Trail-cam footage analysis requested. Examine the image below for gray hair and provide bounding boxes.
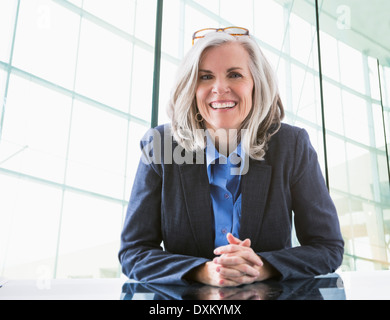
[167,32,284,161]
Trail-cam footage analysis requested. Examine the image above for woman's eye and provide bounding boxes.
[200,74,213,80]
[230,73,242,79]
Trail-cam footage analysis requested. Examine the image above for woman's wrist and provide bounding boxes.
[254,260,279,281]
[187,262,210,284]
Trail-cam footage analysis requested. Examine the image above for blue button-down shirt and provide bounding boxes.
[206,136,246,248]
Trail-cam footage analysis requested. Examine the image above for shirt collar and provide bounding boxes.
[205,133,246,176]
[205,134,220,168]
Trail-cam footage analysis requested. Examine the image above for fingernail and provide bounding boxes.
[214,249,220,255]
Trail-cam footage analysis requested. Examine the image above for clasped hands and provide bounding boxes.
[192,233,276,287]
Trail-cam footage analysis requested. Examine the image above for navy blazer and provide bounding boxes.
[119,123,344,285]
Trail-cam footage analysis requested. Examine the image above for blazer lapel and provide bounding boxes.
[178,161,215,258]
[239,159,272,242]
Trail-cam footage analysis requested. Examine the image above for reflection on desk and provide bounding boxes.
[1,271,388,300]
[121,274,345,300]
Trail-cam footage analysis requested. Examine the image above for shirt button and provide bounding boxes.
[224,193,230,199]
[221,228,227,234]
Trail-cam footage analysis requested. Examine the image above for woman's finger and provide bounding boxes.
[226,233,241,245]
[214,244,244,255]
[241,238,251,247]
[214,246,263,267]
[217,263,260,278]
[226,233,251,247]
[214,255,246,267]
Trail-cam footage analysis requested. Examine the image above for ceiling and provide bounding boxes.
[275,0,390,67]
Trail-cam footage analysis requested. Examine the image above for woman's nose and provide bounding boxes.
[212,79,230,95]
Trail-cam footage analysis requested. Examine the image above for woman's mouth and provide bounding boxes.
[209,101,237,110]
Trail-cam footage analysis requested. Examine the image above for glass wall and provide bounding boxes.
[0,0,389,279]
[0,0,155,279]
[380,63,390,269]
[318,4,390,271]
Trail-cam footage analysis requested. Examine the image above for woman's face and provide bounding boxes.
[196,42,254,132]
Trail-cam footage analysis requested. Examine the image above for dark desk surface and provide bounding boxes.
[1,271,390,300]
[121,274,345,300]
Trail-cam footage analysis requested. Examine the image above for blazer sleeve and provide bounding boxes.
[259,129,344,280]
[118,133,208,285]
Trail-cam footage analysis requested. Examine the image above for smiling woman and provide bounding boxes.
[196,42,254,132]
[168,31,284,161]
[119,28,344,287]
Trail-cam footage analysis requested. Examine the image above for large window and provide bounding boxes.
[0,0,155,279]
[318,5,390,271]
[0,0,389,279]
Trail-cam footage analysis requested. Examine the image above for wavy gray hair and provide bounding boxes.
[167,32,284,161]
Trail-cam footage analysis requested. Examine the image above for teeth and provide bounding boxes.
[210,102,237,109]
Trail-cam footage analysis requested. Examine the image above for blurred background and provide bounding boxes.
[0,0,389,279]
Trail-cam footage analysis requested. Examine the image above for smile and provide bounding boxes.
[209,101,237,109]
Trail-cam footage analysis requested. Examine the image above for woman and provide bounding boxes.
[119,27,344,287]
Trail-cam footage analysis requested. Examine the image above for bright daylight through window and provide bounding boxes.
[0,0,389,279]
